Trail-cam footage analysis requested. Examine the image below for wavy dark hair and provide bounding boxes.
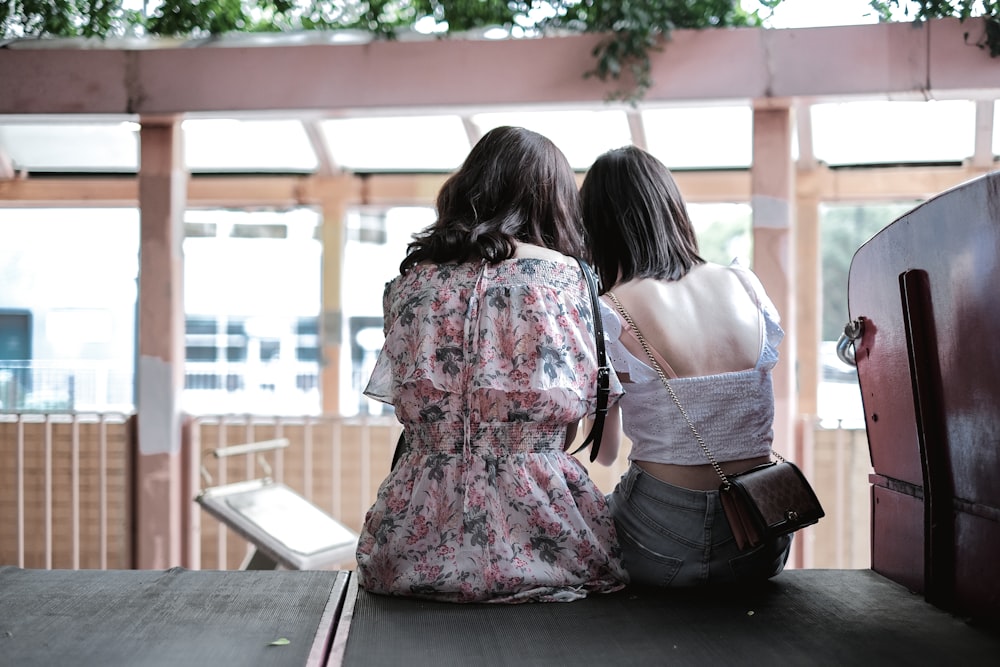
[580,145,704,291]
[400,126,585,273]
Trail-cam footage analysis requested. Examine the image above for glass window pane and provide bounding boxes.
[643,106,752,169]
[182,208,322,415]
[0,208,139,411]
[0,122,139,172]
[183,119,318,172]
[811,100,975,165]
[688,203,753,266]
[321,116,469,171]
[991,101,1000,158]
[818,202,918,428]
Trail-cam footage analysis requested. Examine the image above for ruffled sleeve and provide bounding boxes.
[362,278,399,404]
[600,297,657,383]
[363,268,455,405]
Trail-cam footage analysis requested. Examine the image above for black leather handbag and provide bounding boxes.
[718,459,825,550]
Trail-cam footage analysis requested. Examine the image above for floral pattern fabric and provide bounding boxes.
[357,258,627,603]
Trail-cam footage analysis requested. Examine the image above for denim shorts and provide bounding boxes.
[607,463,792,587]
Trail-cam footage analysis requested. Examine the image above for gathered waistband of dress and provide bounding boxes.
[621,463,723,512]
[404,421,568,453]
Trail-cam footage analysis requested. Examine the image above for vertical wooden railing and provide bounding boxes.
[1,412,870,572]
[0,412,131,570]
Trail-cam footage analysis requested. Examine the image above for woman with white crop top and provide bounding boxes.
[580,146,792,587]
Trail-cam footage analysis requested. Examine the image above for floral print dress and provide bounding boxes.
[356,257,627,603]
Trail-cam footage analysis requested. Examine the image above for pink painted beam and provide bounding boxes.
[1,18,999,116]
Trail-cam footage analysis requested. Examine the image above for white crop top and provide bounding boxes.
[600,263,784,466]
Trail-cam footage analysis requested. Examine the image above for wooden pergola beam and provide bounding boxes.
[0,165,988,209]
[1,19,999,118]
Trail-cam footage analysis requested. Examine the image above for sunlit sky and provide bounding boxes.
[747,0,910,28]
[116,1,920,31]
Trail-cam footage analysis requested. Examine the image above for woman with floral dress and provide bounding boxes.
[355,126,628,603]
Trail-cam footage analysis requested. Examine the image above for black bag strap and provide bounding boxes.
[391,431,405,471]
[569,257,609,463]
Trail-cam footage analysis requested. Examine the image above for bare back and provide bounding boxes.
[606,263,772,490]
[608,263,762,379]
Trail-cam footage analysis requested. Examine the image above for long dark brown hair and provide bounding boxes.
[400,126,585,273]
[580,145,704,291]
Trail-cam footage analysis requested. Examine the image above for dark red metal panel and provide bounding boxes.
[870,484,925,594]
[954,511,1000,614]
[848,172,1000,620]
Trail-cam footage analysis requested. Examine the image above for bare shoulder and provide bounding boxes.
[614,263,740,297]
[723,261,767,289]
[684,262,768,300]
[703,261,754,283]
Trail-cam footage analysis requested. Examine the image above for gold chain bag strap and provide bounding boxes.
[605,291,824,551]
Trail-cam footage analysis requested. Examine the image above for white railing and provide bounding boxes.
[0,362,133,413]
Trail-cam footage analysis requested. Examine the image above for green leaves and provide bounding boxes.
[2,0,114,38]
[148,0,249,37]
[869,1,1000,57]
[870,1,1000,23]
[556,1,764,103]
